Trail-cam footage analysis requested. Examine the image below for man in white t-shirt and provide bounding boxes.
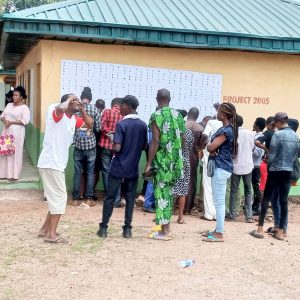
[198,103,222,220]
[229,115,255,222]
[37,94,93,243]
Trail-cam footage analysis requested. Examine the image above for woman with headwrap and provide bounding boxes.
[202,103,238,242]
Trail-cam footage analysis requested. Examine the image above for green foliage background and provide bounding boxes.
[1,0,61,14]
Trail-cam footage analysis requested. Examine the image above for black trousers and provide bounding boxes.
[258,171,291,229]
[252,167,261,210]
[100,174,138,229]
[184,153,198,213]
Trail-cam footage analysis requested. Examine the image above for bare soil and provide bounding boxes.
[0,190,300,300]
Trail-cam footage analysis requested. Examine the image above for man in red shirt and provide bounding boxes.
[99,97,123,206]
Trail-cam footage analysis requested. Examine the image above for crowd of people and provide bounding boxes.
[1,85,299,244]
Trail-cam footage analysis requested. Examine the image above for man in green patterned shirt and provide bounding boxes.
[145,89,185,241]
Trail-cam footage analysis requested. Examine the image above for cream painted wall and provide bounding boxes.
[0,76,6,111]
[16,42,42,128]
[18,40,300,131]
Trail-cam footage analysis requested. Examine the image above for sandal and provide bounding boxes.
[203,232,224,243]
[148,231,171,241]
[249,230,264,239]
[266,227,278,234]
[198,230,214,237]
[272,233,284,241]
[177,219,186,224]
[44,237,69,244]
[38,233,60,238]
[151,225,162,232]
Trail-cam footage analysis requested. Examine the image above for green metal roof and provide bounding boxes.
[0,69,16,75]
[3,0,300,39]
[1,0,300,69]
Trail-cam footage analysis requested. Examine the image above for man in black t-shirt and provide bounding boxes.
[255,116,276,153]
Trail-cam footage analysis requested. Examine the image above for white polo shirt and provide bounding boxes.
[233,127,255,175]
[37,103,84,172]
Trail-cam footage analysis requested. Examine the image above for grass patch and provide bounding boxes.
[70,226,104,254]
[3,247,22,266]
[1,288,15,300]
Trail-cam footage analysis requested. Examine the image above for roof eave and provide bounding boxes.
[1,17,300,69]
[2,16,300,41]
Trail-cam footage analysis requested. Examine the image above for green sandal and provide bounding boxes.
[203,232,224,242]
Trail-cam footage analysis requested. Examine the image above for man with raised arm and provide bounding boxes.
[37,94,93,243]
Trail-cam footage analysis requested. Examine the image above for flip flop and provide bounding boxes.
[272,233,284,241]
[151,225,162,232]
[249,230,264,239]
[203,233,224,243]
[177,220,186,224]
[266,227,278,234]
[38,233,60,238]
[197,230,214,237]
[148,231,171,241]
[44,237,69,244]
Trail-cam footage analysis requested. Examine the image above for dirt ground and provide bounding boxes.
[0,190,300,300]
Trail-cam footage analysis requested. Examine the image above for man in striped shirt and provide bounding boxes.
[99,97,123,206]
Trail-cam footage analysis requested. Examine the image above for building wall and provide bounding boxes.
[16,43,42,166]
[34,40,300,131]
[16,40,300,193]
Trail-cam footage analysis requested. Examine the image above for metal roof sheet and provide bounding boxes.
[3,0,300,39]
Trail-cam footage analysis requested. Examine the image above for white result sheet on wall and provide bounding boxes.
[61,60,222,122]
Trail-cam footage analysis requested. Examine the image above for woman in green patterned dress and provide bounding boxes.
[145,89,185,241]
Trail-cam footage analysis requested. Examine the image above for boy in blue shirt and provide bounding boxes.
[97,95,147,238]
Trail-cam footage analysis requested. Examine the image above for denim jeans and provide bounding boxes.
[259,171,291,229]
[272,194,288,231]
[144,182,155,209]
[229,172,253,219]
[101,148,121,204]
[72,148,96,199]
[100,174,138,229]
[211,168,232,233]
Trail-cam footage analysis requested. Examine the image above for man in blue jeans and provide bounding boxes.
[143,128,155,213]
[251,113,299,240]
[72,87,100,207]
[228,115,255,222]
[97,95,147,238]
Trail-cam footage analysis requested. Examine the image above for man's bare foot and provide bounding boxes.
[38,231,60,238]
[38,230,47,238]
[44,237,68,244]
[256,226,264,234]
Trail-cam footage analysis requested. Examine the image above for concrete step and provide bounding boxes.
[0,189,43,201]
[0,149,40,190]
[0,178,40,190]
